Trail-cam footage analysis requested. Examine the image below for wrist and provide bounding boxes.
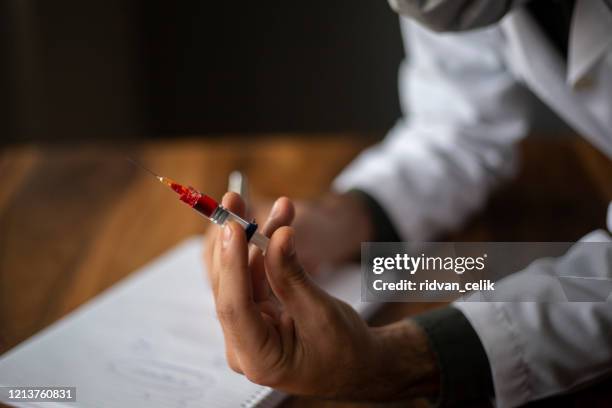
[368,320,440,400]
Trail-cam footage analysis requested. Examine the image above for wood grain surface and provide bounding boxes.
[0,134,611,407]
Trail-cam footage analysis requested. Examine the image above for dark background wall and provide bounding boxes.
[1,0,405,143]
[1,0,147,143]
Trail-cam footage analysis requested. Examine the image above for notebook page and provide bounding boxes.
[0,236,372,408]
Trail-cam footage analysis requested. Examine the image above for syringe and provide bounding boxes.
[129,159,269,252]
[158,175,269,252]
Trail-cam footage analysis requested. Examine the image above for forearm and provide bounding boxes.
[292,192,375,265]
[333,19,529,242]
[307,190,401,258]
[319,192,374,249]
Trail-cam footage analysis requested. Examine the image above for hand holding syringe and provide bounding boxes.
[129,159,269,252]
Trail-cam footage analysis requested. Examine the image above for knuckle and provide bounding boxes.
[242,349,290,387]
[244,368,283,387]
[229,363,242,374]
[286,264,307,287]
[227,355,242,374]
[244,369,265,385]
[215,302,238,323]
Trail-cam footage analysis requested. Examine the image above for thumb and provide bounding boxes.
[264,226,323,314]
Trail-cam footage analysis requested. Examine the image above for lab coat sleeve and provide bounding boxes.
[455,229,612,408]
[333,18,531,241]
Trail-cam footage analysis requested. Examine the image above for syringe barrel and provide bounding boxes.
[209,206,269,252]
[249,232,269,253]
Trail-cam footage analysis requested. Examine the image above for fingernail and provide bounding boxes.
[269,200,281,220]
[221,192,232,206]
[222,225,233,249]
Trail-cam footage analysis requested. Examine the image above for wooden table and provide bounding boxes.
[1,134,611,407]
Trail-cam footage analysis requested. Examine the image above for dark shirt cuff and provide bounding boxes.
[413,306,494,407]
[347,189,401,242]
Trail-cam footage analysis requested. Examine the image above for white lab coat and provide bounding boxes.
[334,1,612,407]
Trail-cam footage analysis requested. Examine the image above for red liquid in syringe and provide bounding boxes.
[159,176,218,217]
[139,167,269,252]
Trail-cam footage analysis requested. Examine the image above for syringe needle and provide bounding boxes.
[126,157,164,180]
[126,157,181,190]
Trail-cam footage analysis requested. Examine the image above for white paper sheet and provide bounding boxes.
[0,237,375,408]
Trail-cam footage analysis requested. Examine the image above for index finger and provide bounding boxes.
[213,221,270,358]
[205,192,246,297]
